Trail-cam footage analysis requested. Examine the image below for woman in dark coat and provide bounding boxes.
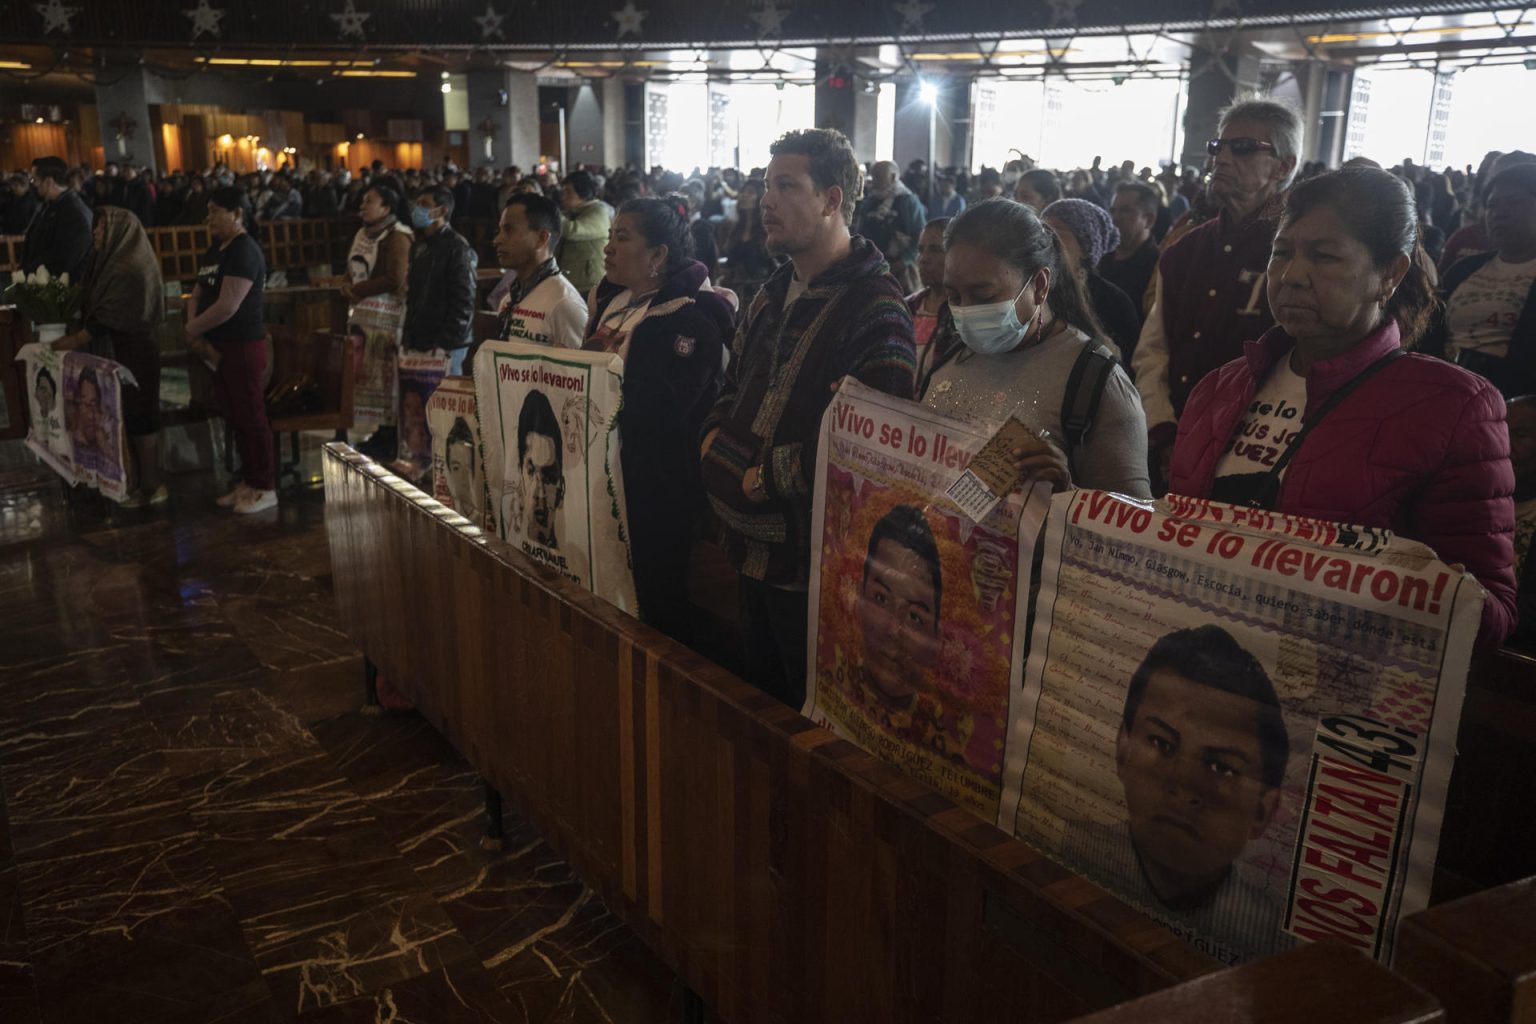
[584,195,736,643]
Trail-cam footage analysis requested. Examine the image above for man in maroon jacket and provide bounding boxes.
[1132,100,1300,490]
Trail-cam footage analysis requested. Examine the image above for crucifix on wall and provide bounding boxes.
[108,110,137,158]
[477,116,499,162]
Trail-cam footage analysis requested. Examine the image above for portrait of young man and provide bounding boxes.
[514,388,565,550]
[1062,624,1293,960]
[443,415,480,522]
[854,503,945,710]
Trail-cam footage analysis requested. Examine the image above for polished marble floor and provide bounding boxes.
[0,453,681,1023]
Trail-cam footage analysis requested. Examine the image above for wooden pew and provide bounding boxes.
[1433,649,1536,903]
[1395,878,1536,1024]
[265,327,355,481]
[1064,942,1444,1023]
[0,234,23,273]
[325,444,1477,1024]
[262,218,337,273]
[321,443,1217,1021]
[147,224,210,282]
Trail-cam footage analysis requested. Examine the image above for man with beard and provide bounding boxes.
[700,128,915,709]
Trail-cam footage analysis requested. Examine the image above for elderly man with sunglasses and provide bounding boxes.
[1132,100,1300,492]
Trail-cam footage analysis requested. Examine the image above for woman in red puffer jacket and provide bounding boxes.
[1170,166,1517,650]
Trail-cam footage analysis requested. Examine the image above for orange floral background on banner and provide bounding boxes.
[815,463,1018,785]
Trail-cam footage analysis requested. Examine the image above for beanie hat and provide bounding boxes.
[1042,197,1120,270]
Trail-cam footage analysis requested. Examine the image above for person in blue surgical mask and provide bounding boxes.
[919,198,1150,496]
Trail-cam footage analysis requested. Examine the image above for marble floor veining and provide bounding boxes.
[0,451,683,1023]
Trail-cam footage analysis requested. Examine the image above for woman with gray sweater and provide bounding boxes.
[919,198,1150,498]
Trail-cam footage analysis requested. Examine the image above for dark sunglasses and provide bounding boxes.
[1207,137,1278,158]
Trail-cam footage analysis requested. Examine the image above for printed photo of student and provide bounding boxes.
[1062,624,1294,961]
[854,504,945,709]
[515,388,565,549]
[442,415,481,523]
[33,366,57,419]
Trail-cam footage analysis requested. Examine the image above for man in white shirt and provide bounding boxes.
[492,193,587,350]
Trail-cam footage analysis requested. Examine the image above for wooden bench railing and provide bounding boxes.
[323,443,1536,1023]
[1395,878,1536,1024]
[1063,942,1445,1023]
[321,443,1218,1022]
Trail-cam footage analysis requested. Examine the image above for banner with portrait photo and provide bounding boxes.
[347,297,405,428]
[999,490,1482,967]
[394,349,453,485]
[806,381,1051,821]
[473,340,637,613]
[16,343,135,501]
[427,375,489,531]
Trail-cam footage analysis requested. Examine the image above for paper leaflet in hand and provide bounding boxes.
[944,415,1036,524]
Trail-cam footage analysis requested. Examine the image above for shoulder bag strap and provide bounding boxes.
[1247,347,1406,509]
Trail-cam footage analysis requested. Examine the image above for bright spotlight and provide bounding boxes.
[919,80,938,105]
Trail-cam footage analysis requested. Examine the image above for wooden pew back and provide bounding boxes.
[323,445,1536,1024]
[267,327,355,434]
[321,444,1218,1023]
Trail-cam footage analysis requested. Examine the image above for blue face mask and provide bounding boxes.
[951,283,1039,356]
[410,204,434,230]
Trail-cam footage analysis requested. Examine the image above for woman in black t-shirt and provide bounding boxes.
[186,186,276,514]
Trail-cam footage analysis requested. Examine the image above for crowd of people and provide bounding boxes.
[11,96,1536,682]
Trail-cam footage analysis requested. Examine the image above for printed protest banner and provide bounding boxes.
[999,491,1481,967]
[16,344,135,501]
[394,350,453,484]
[474,340,637,613]
[344,225,410,427]
[806,381,1051,820]
[427,375,488,530]
[18,342,72,481]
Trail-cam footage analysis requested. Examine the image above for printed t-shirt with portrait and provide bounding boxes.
[496,273,586,349]
[1209,352,1307,507]
[195,233,267,344]
[1447,255,1536,359]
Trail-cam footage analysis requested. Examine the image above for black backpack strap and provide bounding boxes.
[1061,341,1120,476]
[1246,347,1407,509]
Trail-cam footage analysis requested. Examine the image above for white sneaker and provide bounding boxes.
[233,489,278,515]
[216,483,248,508]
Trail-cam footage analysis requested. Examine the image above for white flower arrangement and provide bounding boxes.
[4,265,81,325]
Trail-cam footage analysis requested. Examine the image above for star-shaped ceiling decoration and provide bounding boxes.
[330,0,370,40]
[751,1,788,37]
[1045,0,1082,26]
[473,3,505,40]
[34,0,81,34]
[611,0,646,37]
[892,0,931,32]
[184,0,225,39]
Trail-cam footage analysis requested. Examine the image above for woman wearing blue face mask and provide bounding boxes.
[919,198,1151,496]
